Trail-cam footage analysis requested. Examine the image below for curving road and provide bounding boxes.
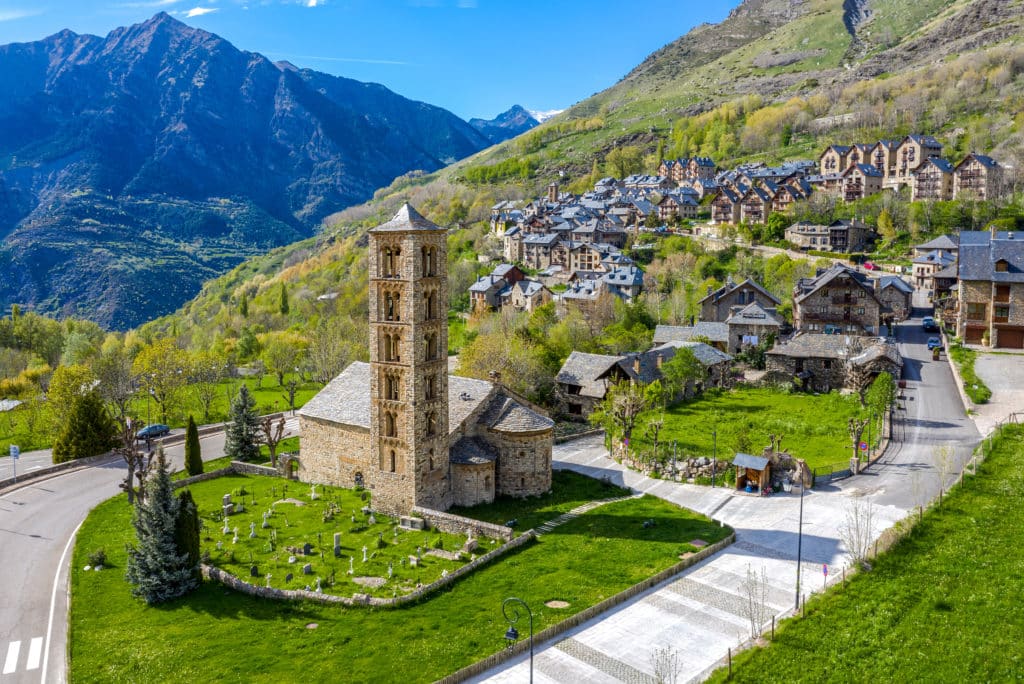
[0,419,298,684]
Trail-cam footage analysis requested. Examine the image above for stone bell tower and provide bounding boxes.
[367,204,451,515]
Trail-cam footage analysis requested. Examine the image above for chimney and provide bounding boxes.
[633,356,641,374]
[991,223,997,239]
[656,354,663,369]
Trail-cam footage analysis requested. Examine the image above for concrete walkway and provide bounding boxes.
[471,433,907,684]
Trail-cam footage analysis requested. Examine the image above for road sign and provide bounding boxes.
[9,445,18,460]
[859,441,868,451]
[823,563,828,577]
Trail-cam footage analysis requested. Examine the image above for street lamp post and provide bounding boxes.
[794,479,805,610]
[711,425,717,488]
[502,597,534,683]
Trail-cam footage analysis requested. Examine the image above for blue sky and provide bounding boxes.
[0,1,736,120]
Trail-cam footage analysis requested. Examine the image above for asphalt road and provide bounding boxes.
[0,418,297,684]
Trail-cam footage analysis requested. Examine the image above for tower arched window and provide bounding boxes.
[385,291,400,321]
[425,291,436,320]
[382,333,393,362]
[422,246,436,277]
[428,448,435,471]
[384,412,397,438]
[425,333,437,361]
[426,412,437,437]
[381,246,392,277]
[425,374,436,400]
[385,373,400,401]
[389,450,397,473]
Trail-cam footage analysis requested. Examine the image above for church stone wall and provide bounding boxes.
[488,431,553,498]
[451,462,496,507]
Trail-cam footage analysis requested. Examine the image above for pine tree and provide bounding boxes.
[184,415,203,476]
[52,389,119,463]
[239,292,249,318]
[279,282,289,315]
[173,489,202,583]
[125,449,199,604]
[225,385,261,462]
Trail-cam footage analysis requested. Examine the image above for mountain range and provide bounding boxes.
[0,12,494,329]
[468,105,540,144]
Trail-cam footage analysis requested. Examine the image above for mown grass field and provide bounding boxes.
[709,423,1024,682]
[70,474,731,682]
[632,387,869,470]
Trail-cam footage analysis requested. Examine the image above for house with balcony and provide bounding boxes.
[956,230,1024,348]
[841,164,883,202]
[698,277,781,322]
[793,264,883,335]
[953,153,1003,200]
[912,249,956,292]
[912,157,955,201]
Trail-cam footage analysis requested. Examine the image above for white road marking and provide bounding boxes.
[29,466,42,471]
[26,637,43,671]
[3,640,20,674]
[42,519,83,684]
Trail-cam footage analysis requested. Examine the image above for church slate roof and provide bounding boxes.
[449,437,497,465]
[370,203,445,233]
[482,395,555,434]
[298,362,495,435]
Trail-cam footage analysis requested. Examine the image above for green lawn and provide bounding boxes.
[632,387,869,470]
[71,478,731,682]
[709,423,1024,683]
[451,470,629,532]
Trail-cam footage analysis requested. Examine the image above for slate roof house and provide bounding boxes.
[875,275,915,322]
[299,205,554,514]
[724,301,783,354]
[956,229,1024,348]
[765,333,902,394]
[699,278,781,323]
[793,264,883,335]
[653,322,730,351]
[912,249,956,291]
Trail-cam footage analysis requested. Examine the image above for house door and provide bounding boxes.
[965,326,985,345]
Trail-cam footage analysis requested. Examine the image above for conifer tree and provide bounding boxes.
[225,385,261,462]
[173,488,202,583]
[239,292,249,318]
[279,282,289,315]
[125,449,199,604]
[52,389,119,463]
[184,415,202,476]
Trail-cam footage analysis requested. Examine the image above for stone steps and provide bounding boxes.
[534,494,641,536]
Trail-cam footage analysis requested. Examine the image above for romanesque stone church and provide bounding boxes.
[297,204,554,516]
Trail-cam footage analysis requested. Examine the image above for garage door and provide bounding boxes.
[997,328,1024,349]
[965,327,985,345]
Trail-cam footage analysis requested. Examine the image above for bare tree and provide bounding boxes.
[645,415,665,465]
[848,417,869,463]
[740,563,772,640]
[840,499,876,569]
[116,418,157,507]
[934,444,955,504]
[650,646,682,684]
[259,415,287,468]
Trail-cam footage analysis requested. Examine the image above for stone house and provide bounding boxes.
[874,276,914,323]
[913,234,958,260]
[469,274,507,311]
[785,221,832,251]
[841,164,883,202]
[793,264,883,335]
[912,157,955,201]
[711,187,742,224]
[768,182,807,214]
[698,278,781,322]
[503,226,524,263]
[657,193,699,221]
[602,265,645,303]
[954,153,1003,200]
[652,322,730,352]
[871,139,902,183]
[723,301,783,354]
[298,204,554,514]
[892,134,943,187]
[765,333,902,394]
[522,233,559,269]
[819,145,853,175]
[501,279,552,312]
[912,249,956,291]
[956,229,1024,348]
[739,186,772,224]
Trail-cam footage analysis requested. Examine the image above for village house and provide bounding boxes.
[652,322,730,352]
[912,249,956,292]
[914,234,959,260]
[871,139,901,182]
[699,277,781,322]
[502,279,552,312]
[912,157,955,201]
[711,187,742,224]
[874,275,915,323]
[765,333,902,394]
[739,186,772,225]
[953,153,1004,200]
[298,204,554,514]
[602,265,645,303]
[841,164,884,202]
[819,145,853,175]
[956,229,1024,348]
[724,301,783,354]
[892,134,944,187]
[657,193,699,221]
[793,264,883,335]
[785,219,875,253]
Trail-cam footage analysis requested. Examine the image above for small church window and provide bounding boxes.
[426,412,437,437]
[384,412,397,438]
[428,448,435,471]
[425,291,436,320]
[422,246,436,277]
[425,333,438,361]
[385,291,400,321]
[385,374,400,401]
[389,450,397,473]
[425,374,436,400]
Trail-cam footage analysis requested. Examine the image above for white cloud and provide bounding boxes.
[0,9,44,21]
[185,6,218,17]
[457,0,477,7]
[305,0,318,6]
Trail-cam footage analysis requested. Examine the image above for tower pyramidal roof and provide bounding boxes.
[370,203,445,233]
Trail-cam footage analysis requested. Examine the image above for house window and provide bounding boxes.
[995,305,1010,322]
[823,359,832,369]
[967,302,987,320]
[996,285,1010,302]
[996,260,1009,272]
[794,359,804,373]
[857,307,865,315]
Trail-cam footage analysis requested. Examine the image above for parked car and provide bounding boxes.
[136,424,170,440]
[927,337,943,350]
[922,316,939,332]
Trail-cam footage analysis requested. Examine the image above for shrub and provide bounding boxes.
[432,537,444,550]
[88,549,107,567]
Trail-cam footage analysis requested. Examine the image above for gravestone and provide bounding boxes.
[463,539,478,553]
[222,494,232,507]
[303,563,313,575]
[409,556,419,568]
[348,558,354,575]
[265,573,272,588]
[399,516,426,531]
[288,555,297,564]
[368,514,377,525]
[285,572,293,583]
[249,522,257,539]
[333,532,342,558]
[362,546,368,562]
[222,504,233,520]
[250,565,259,578]
[303,542,314,556]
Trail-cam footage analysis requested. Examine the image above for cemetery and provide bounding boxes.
[202,474,495,598]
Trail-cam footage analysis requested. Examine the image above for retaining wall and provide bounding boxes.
[411,506,515,542]
[0,452,118,491]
